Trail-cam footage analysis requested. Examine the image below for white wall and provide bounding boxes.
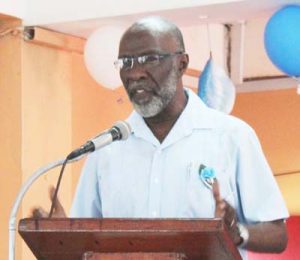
[0,0,26,18]
[23,0,239,25]
[183,23,225,69]
[182,23,226,88]
[243,17,283,78]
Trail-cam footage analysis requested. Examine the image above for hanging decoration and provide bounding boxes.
[198,57,236,114]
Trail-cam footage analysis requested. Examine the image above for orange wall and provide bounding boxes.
[232,89,300,215]
[233,89,300,174]
[1,18,75,259]
[0,15,22,260]
[21,41,74,259]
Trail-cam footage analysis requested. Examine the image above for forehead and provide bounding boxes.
[118,30,177,56]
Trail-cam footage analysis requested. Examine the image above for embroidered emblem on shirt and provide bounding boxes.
[198,164,216,189]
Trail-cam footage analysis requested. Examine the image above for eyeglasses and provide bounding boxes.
[114,51,184,70]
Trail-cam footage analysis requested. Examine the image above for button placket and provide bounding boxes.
[148,148,163,217]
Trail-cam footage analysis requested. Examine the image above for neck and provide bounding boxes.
[144,87,188,143]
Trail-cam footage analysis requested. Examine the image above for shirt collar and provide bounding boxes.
[180,88,220,130]
[126,88,220,146]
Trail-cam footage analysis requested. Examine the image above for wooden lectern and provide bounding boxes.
[19,218,242,260]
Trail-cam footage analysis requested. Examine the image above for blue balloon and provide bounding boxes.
[264,5,300,76]
[198,57,236,114]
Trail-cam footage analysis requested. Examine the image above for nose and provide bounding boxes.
[120,62,148,82]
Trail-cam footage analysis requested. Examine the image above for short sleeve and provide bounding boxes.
[235,124,289,223]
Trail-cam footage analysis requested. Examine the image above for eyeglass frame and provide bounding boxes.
[114,51,184,70]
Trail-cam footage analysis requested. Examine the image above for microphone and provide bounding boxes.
[67,121,131,160]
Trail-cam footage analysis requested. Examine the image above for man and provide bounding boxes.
[33,17,288,259]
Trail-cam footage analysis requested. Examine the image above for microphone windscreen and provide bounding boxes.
[113,121,132,140]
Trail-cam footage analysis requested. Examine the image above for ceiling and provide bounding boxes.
[42,0,300,39]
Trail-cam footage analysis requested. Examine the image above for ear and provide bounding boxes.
[178,53,189,75]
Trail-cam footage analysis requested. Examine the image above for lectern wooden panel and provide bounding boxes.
[19,218,242,260]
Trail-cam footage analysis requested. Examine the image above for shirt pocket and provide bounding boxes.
[183,161,215,218]
[183,161,235,218]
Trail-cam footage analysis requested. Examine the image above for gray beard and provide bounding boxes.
[133,69,178,118]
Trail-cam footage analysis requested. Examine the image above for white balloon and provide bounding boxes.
[84,26,125,89]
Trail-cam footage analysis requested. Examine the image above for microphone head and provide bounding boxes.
[113,121,132,140]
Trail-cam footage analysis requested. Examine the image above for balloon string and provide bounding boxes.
[292,76,300,95]
[206,23,212,58]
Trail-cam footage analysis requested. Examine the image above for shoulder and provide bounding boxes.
[215,111,254,134]
[196,107,262,155]
[186,88,255,135]
[198,102,256,137]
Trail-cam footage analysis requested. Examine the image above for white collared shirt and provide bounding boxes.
[71,89,288,258]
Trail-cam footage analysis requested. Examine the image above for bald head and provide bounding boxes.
[118,16,189,120]
[122,16,185,53]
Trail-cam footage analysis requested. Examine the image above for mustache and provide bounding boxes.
[126,82,153,95]
[125,71,160,97]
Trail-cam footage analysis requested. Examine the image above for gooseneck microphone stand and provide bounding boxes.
[8,157,81,260]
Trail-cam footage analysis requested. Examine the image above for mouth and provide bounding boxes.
[136,89,146,94]
[127,85,154,105]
